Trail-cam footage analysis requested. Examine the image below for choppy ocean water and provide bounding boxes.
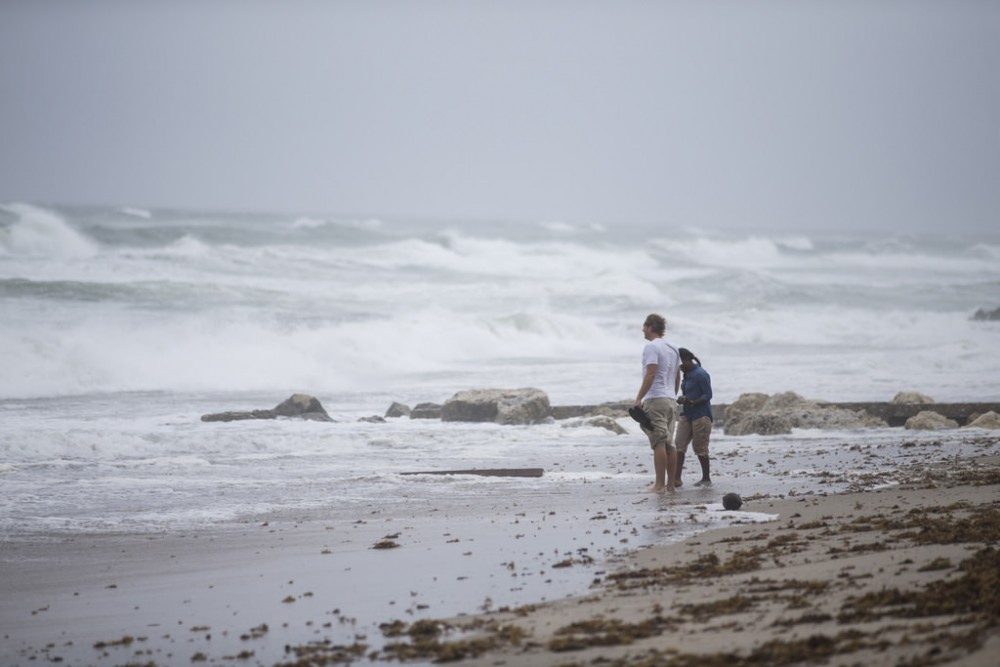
[1,202,999,538]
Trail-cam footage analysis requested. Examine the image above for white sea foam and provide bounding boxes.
[120,207,153,219]
[1,204,998,539]
[0,204,996,403]
[291,216,328,229]
[541,220,575,233]
[160,233,212,257]
[775,236,814,251]
[290,216,383,231]
[0,203,98,259]
[654,235,788,268]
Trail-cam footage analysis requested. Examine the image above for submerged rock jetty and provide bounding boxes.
[200,393,333,422]
[971,305,1000,321]
[200,390,1000,433]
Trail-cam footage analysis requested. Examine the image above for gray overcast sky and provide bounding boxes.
[1,1,998,232]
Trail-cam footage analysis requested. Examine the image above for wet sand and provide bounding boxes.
[2,436,999,666]
[400,454,1000,666]
[0,465,705,666]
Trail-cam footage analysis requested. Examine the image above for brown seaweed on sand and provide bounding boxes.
[375,618,528,662]
[839,546,1000,624]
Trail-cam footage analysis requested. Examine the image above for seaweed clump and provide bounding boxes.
[274,640,369,666]
[557,631,878,667]
[547,615,675,652]
[838,506,1000,545]
[839,546,1000,623]
[377,618,527,663]
[674,595,755,621]
[608,548,765,590]
[901,508,1000,545]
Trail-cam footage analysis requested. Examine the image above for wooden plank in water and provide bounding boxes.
[399,468,544,478]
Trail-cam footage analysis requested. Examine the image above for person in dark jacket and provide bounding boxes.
[675,347,713,487]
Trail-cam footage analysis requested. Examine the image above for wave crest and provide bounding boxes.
[0,203,98,259]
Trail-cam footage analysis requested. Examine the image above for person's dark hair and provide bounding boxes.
[679,347,701,366]
[644,313,667,336]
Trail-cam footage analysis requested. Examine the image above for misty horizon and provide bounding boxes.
[2,1,998,234]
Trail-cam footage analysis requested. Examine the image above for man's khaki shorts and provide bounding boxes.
[675,415,712,456]
[642,397,676,452]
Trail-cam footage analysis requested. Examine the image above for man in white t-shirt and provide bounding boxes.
[634,313,680,493]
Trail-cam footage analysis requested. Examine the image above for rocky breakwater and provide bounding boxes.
[440,387,551,425]
[385,389,629,434]
[971,305,1000,321]
[720,390,1000,435]
[201,393,333,422]
[904,409,1000,431]
[722,391,885,436]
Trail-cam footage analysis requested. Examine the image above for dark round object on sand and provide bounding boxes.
[722,492,743,511]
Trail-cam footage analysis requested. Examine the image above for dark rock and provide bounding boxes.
[441,388,551,425]
[762,391,808,410]
[200,409,273,423]
[965,411,1000,429]
[722,493,743,511]
[359,415,386,423]
[271,394,332,420]
[561,416,628,435]
[892,391,935,404]
[588,416,628,435]
[810,401,999,427]
[722,392,770,429]
[723,391,883,435]
[725,412,794,436]
[551,401,631,420]
[410,402,443,419]
[588,402,632,419]
[385,401,411,418]
[905,410,959,430]
[971,306,1000,321]
[200,393,333,423]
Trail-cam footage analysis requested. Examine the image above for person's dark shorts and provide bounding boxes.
[676,415,712,456]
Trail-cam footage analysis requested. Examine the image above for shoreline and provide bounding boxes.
[374,453,1000,666]
[2,435,999,666]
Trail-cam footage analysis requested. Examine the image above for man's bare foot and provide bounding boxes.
[643,485,666,494]
[675,478,683,488]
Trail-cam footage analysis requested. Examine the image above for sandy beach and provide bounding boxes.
[428,453,1000,667]
[2,430,999,667]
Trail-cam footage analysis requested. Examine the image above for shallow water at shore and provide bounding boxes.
[3,410,997,665]
[4,389,994,539]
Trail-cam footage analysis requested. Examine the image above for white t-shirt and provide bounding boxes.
[641,337,679,399]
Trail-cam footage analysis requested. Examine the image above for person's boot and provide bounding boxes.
[693,455,712,486]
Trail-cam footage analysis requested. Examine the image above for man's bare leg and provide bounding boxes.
[643,447,668,492]
[644,447,676,493]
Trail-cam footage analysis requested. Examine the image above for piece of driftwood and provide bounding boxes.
[399,468,544,478]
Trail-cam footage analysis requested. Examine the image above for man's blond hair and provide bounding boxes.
[644,313,666,336]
